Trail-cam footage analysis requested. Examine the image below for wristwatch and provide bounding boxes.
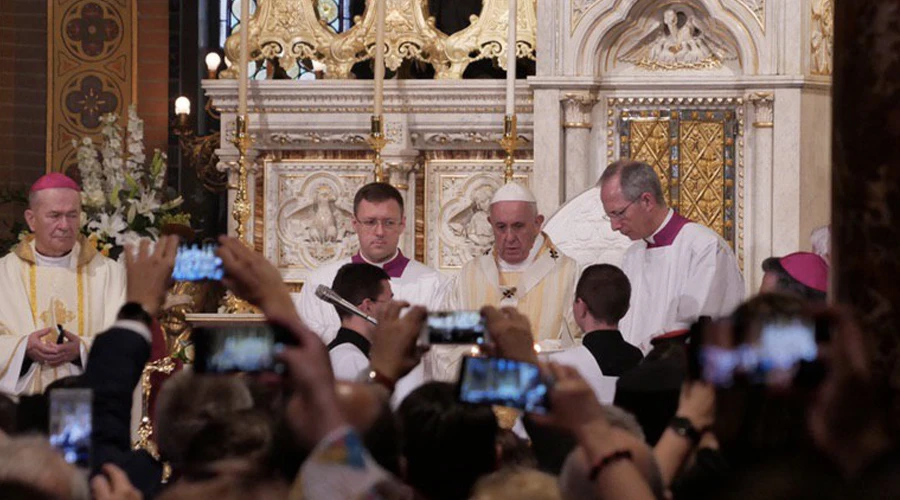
[366,368,396,393]
[669,416,702,444]
[117,302,153,327]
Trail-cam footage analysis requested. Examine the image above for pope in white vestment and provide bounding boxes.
[600,160,744,351]
[0,174,125,395]
[437,184,581,382]
[294,183,447,343]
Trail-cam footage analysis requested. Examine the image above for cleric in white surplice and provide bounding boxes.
[293,182,447,344]
[599,159,745,352]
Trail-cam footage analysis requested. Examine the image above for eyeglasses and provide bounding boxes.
[602,200,636,222]
[356,218,402,231]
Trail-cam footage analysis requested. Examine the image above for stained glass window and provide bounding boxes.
[220,0,352,80]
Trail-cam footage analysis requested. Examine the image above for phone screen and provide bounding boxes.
[48,388,92,468]
[193,324,294,374]
[421,311,487,345]
[700,319,818,387]
[172,243,224,281]
[457,356,550,414]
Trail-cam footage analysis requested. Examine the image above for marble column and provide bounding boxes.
[382,113,420,255]
[561,91,595,200]
[748,92,774,290]
[832,0,900,390]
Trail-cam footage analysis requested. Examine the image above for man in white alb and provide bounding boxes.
[599,160,744,351]
[294,182,446,343]
[0,173,126,395]
[446,182,581,347]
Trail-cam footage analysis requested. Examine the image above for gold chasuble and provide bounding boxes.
[0,235,126,395]
[448,233,581,346]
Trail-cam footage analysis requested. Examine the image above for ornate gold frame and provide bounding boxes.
[221,0,537,80]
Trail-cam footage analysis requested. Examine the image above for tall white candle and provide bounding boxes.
[506,0,517,116]
[374,0,386,117]
[238,0,250,118]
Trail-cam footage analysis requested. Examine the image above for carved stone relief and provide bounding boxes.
[425,160,533,272]
[737,0,765,31]
[264,161,374,281]
[543,186,632,270]
[616,5,739,71]
[571,0,604,33]
[810,0,834,76]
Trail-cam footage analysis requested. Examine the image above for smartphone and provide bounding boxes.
[48,388,92,468]
[56,324,66,344]
[192,324,295,374]
[420,311,488,345]
[457,356,551,414]
[172,243,224,281]
[699,319,818,387]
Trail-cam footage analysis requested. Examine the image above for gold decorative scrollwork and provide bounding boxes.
[627,116,673,207]
[679,121,726,236]
[221,0,537,80]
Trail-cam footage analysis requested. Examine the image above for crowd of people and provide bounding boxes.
[0,163,893,500]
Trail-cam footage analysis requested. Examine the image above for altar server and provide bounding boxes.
[446,182,581,347]
[294,183,447,343]
[326,263,393,381]
[599,160,744,351]
[0,173,126,395]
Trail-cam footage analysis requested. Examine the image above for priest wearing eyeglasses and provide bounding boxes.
[599,160,744,352]
[294,182,447,344]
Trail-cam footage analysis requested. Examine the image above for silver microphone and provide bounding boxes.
[314,284,378,325]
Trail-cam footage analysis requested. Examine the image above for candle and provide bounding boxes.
[374,0,386,117]
[238,0,250,118]
[506,0,517,116]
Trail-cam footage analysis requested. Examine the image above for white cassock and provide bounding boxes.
[327,328,371,381]
[546,347,619,403]
[620,209,745,352]
[293,250,448,343]
[0,235,126,395]
[430,233,582,382]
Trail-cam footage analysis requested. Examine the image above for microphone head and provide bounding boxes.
[315,284,335,300]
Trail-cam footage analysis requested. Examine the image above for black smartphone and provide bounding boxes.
[48,388,92,468]
[56,324,65,345]
[420,311,488,345]
[172,243,224,281]
[192,324,296,374]
[457,356,551,414]
[699,318,818,387]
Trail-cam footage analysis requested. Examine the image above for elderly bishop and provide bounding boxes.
[0,174,126,395]
[446,183,581,347]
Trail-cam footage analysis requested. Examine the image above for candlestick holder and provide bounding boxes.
[222,114,260,314]
[367,114,390,183]
[498,114,520,183]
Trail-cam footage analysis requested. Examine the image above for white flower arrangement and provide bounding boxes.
[72,104,190,259]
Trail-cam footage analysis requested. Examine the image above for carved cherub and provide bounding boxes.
[620,9,736,69]
[283,185,352,245]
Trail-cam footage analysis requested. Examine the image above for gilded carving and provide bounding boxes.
[619,8,737,71]
[679,121,725,236]
[561,92,595,129]
[221,0,537,80]
[425,160,533,271]
[810,0,833,76]
[613,100,741,248]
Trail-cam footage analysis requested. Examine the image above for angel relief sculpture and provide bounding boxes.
[448,185,495,250]
[620,9,736,70]
[278,185,356,263]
